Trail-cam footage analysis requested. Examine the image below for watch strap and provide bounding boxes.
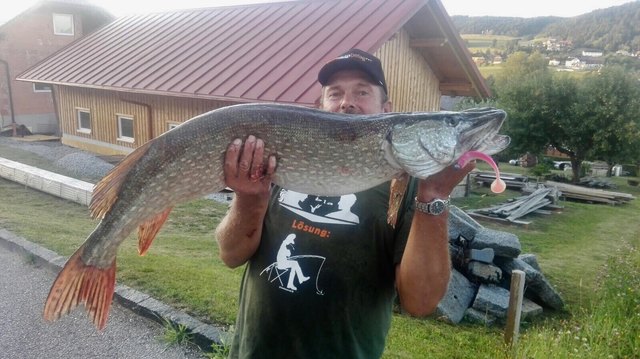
[414,196,450,215]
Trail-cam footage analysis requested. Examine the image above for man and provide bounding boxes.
[216,49,474,358]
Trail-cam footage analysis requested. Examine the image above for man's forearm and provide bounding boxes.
[215,192,270,268]
[396,211,451,316]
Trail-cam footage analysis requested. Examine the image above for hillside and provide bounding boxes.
[451,1,640,52]
[542,1,640,51]
[451,16,560,38]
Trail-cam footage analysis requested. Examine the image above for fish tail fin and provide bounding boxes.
[137,207,173,256]
[90,140,153,219]
[43,244,116,330]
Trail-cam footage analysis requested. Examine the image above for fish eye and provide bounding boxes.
[445,116,460,127]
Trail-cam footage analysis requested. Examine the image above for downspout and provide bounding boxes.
[118,96,154,142]
[50,85,61,137]
[0,59,17,136]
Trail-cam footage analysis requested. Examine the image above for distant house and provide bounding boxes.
[544,38,572,52]
[472,56,486,66]
[0,0,113,134]
[581,49,603,57]
[564,56,604,71]
[492,55,503,64]
[548,59,561,66]
[565,57,582,69]
[18,0,490,155]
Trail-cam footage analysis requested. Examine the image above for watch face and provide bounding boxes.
[430,200,446,214]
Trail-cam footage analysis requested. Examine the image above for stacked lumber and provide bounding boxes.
[545,181,636,205]
[473,171,528,190]
[468,187,562,226]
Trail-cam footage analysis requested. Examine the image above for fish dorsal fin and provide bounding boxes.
[137,207,173,256]
[90,141,153,219]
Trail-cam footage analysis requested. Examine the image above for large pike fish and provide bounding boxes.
[43,103,509,329]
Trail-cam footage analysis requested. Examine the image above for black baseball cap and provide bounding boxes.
[318,49,388,95]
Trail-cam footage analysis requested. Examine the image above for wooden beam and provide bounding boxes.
[410,38,448,48]
[439,81,473,93]
[505,270,526,347]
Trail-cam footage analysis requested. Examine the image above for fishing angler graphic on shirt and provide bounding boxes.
[259,189,362,294]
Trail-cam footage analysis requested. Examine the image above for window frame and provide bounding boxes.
[33,83,52,93]
[52,13,74,36]
[117,114,135,143]
[76,108,91,134]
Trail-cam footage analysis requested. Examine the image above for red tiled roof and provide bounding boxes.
[18,0,489,104]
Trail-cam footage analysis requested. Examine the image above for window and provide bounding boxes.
[33,83,52,92]
[53,13,74,36]
[117,115,134,142]
[76,108,91,133]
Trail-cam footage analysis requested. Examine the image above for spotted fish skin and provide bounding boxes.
[43,103,509,330]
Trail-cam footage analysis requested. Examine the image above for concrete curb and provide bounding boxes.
[0,228,224,350]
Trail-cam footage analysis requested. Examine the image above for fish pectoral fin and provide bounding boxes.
[387,173,409,228]
[43,244,116,331]
[137,207,173,256]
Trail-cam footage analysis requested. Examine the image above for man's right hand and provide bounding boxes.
[223,135,277,197]
[217,135,277,268]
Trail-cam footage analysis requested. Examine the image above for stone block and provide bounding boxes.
[435,269,478,324]
[496,257,564,310]
[448,206,482,241]
[518,253,541,271]
[463,307,496,326]
[472,284,510,319]
[522,298,544,319]
[468,248,494,263]
[471,228,521,258]
[467,261,502,283]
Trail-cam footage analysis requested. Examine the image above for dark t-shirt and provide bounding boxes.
[229,180,416,359]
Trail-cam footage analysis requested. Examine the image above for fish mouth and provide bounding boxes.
[458,108,509,155]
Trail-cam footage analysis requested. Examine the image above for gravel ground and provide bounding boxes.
[0,136,115,181]
[0,244,205,359]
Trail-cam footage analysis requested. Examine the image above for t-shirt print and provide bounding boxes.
[276,189,360,225]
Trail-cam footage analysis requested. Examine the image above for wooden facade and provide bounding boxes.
[55,86,232,155]
[376,29,441,112]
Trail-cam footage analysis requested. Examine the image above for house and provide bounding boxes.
[0,0,113,135]
[548,59,561,66]
[472,56,486,66]
[565,57,582,69]
[581,49,603,57]
[18,0,490,156]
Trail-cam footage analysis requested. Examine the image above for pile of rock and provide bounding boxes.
[435,206,565,325]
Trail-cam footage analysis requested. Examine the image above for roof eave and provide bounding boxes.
[424,0,491,99]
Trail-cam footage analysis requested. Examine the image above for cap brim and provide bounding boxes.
[318,59,378,87]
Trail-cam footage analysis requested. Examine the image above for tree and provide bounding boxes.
[576,66,640,174]
[493,52,559,160]
[494,53,640,182]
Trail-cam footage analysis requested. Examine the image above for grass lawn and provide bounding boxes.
[0,151,638,357]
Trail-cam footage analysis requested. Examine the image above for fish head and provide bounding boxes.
[387,108,510,178]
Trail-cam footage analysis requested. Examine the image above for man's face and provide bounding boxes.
[320,70,391,114]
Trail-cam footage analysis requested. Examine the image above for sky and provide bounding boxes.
[1,0,637,24]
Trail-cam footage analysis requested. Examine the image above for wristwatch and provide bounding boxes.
[415,196,450,215]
